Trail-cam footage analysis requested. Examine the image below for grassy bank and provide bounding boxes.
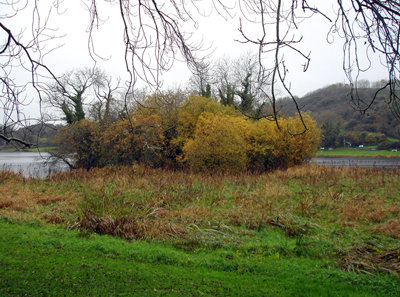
[1,220,399,296]
[1,165,400,295]
[316,147,400,158]
[0,146,57,153]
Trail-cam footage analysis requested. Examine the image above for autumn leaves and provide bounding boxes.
[55,94,321,172]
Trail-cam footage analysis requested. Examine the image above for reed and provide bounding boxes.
[1,163,399,275]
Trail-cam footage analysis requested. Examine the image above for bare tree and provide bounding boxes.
[187,58,216,97]
[1,0,400,144]
[0,1,65,147]
[90,76,123,125]
[45,67,108,124]
[235,0,400,132]
[1,0,209,145]
[197,51,271,115]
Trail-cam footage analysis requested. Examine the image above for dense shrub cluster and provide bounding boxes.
[320,121,388,148]
[55,95,321,172]
[376,141,400,151]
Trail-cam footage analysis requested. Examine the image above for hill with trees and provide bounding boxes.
[0,123,59,149]
[279,81,400,149]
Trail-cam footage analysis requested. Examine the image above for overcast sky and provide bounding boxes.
[41,1,387,96]
[1,1,389,121]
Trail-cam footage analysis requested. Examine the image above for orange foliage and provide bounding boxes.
[100,115,164,167]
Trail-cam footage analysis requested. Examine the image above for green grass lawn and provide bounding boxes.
[316,147,400,157]
[387,137,399,142]
[1,165,400,296]
[0,146,57,152]
[1,220,399,296]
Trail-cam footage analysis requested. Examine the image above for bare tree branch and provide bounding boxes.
[0,133,31,148]
[2,0,400,147]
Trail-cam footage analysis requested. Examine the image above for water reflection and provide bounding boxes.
[0,152,69,178]
[1,152,399,178]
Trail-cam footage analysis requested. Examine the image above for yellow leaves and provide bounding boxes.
[272,114,322,167]
[183,113,248,172]
[182,112,321,172]
[176,95,240,147]
[55,94,321,172]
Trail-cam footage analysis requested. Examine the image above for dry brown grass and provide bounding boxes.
[3,164,400,277]
[77,211,187,240]
[339,246,400,275]
[1,164,400,244]
[372,220,400,239]
[0,172,80,223]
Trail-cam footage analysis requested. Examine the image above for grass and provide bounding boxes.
[0,146,57,152]
[1,165,400,295]
[1,220,399,296]
[387,137,399,142]
[316,147,400,157]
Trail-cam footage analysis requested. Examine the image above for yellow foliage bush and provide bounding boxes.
[271,114,322,168]
[183,113,249,172]
[176,95,240,148]
[244,118,278,171]
[55,94,320,172]
[182,112,321,172]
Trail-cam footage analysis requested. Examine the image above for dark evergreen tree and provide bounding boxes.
[201,84,212,98]
[321,121,340,148]
[235,73,254,113]
[219,84,235,106]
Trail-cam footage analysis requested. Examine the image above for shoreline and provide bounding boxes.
[315,153,400,159]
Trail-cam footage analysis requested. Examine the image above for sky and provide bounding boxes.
[1,0,390,121]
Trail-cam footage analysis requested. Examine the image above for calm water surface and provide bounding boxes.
[1,152,400,178]
[0,151,68,178]
[312,156,400,169]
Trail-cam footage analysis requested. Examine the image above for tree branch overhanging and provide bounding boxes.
[0,134,31,148]
[2,0,400,148]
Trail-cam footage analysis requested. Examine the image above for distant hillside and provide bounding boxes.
[279,83,400,139]
[0,123,59,149]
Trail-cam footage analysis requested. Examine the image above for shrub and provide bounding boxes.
[54,94,321,172]
[176,95,240,148]
[246,114,321,170]
[272,114,321,167]
[54,119,102,169]
[134,92,184,168]
[100,115,165,167]
[183,112,321,172]
[183,113,249,172]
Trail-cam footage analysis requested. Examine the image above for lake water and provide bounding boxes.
[0,151,69,178]
[312,156,400,169]
[1,152,400,178]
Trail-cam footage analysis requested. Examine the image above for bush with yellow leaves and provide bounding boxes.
[175,95,240,149]
[183,113,249,172]
[182,111,321,172]
[54,94,320,172]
